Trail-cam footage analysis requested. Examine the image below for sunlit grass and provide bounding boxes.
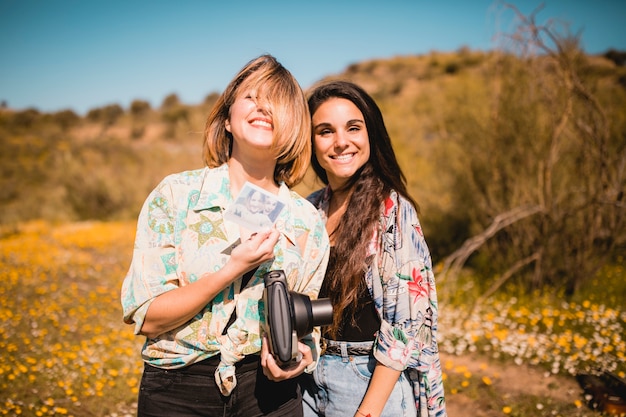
[439,261,625,378]
[438,259,625,416]
[1,221,623,416]
[0,221,142,417]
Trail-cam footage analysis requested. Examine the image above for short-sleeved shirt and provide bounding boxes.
[121,164,329,393]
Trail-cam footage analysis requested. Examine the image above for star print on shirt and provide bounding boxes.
[189,213,227,247]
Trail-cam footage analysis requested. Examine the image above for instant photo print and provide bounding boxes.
[224,182,285,231]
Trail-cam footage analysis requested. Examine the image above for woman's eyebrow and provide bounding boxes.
[313,122,332,129]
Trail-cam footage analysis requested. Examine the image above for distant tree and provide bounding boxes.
[161,93,181,111]
[604,49,626,66]
[130,100,151,139]
[12,108,41,129]
[161,106,189,138]
[101,104,124,126]
[440,3,626,299]
[87,104,124,135]
[130,99,151,117]
[160,93,189,138]
[52,109,80,131]
[86,107,101,122]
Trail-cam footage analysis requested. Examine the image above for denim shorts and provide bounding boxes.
[301,340,416,417]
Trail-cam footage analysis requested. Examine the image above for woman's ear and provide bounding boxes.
[225,119,231,133]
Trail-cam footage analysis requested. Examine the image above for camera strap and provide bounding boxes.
[221,266,259,335]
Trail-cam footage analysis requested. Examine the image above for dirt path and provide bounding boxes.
[440,352,584,416]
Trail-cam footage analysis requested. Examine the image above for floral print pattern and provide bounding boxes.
[309,186,447,416]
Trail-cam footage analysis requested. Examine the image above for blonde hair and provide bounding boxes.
[203,55,311,187]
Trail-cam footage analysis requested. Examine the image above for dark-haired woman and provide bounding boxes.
[300,81,446,417]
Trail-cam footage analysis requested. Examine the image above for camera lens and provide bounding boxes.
[290,293,333,338]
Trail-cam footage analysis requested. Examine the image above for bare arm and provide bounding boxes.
[355,363,402,417]
[141,228,280,338]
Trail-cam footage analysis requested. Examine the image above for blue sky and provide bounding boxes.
[1,0,625,115]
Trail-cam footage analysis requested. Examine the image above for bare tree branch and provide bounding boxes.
[463,251,541,326]
[439,205,544,283]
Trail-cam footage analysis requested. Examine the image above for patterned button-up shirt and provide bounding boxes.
[122,164,329,395]
[308,187,447,417]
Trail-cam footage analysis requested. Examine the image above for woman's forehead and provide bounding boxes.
[237,76,272,97]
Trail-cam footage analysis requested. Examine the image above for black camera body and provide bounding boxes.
[263,270,333,366]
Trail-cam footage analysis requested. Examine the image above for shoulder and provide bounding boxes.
[306,188,324,204]
[306,187,330,208]
[383,190,419,221]
[158,167,208,189]
[147,168,212,211]
[382,190,427,246]
[288,189,321,218]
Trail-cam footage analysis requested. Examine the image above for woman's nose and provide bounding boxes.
[334,131,348,148]
[254,99,269,115]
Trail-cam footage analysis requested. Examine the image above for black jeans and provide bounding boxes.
[137,355,303,417]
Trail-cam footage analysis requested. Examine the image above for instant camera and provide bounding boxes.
[263,270,333,367]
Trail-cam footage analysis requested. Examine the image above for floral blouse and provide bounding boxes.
[121,164,329,396]
[308,187,447,417]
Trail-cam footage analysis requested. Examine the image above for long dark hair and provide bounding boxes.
[307,81,418,337]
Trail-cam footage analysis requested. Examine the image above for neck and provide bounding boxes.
[329,187,351,214]
[326,186,353,244]
[228,158,279,197]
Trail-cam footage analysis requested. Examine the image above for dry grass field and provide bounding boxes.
[1,221,623,416]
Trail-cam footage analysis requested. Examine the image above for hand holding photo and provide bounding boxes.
[224,182,285,232]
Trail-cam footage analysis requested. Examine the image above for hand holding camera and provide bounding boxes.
[260,336,312,381]
[262,270,333,368]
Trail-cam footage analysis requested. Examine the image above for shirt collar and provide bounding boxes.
[192,164,231,211]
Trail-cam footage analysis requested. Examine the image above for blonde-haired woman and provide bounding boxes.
[122,54,329,417]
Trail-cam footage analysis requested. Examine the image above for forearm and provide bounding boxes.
[140,228,280,338]
[355,363,402,417]
[141,262,240,338]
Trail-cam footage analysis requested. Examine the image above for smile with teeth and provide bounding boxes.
[331,153,356,161]
[251,119,272,128]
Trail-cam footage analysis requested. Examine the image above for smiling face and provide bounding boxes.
[312,98,370,190]
[225,89,275,157]
[247,191,264,214]
[263,198,277,215]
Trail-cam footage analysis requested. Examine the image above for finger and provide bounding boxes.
[260,335,279,379]
[269,227,280,241]
[258,231,279,252]
[296,343,313,368]
[252,227,272,239]
[263,353,280,381]
[260,335,270,367]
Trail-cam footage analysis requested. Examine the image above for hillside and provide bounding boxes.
[2,43,625,300]
[3,49,623,222]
